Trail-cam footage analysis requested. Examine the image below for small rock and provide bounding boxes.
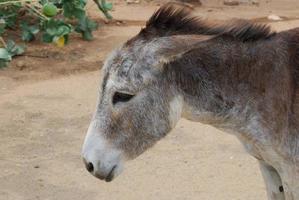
[16,60,26,70]
[176,0,202,5]
[239,0,259,5]
[223,0,240,6]
[126,0,140,4]
[103,19,109,24]
[34,165,40,169]
[251,0,260,5]
[267,14,282,21]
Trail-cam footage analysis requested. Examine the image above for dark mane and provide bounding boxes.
[139,3,275,42]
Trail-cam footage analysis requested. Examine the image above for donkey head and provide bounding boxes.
[81,4,204,182]
[82,3,274,182]
[81,37,194,182]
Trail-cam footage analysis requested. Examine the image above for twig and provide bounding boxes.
[25,4,48,20]
[21,53,49,58]
[0,0,47,20]
[1,13,17,19]
[0,0,34,6]
[93,0,112,20]
[0,37,7,48]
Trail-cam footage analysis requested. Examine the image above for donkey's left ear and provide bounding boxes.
[158,48,190,66]
[155,35,212,67]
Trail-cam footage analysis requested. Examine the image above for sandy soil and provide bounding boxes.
[1,1,299,199]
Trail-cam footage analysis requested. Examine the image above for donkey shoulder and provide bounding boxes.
[280,28,299,128]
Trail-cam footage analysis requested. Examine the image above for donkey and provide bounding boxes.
[82,3,299,200]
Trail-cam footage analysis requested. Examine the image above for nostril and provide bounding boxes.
[86,162,94,173]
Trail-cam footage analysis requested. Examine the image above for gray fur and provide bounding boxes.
[82,3,299,199]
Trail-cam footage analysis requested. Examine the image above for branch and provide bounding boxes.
[0,37,7,48]
[0,0,34,6]
[93,0,112,20]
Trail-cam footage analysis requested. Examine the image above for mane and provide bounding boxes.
[138,3,275,42]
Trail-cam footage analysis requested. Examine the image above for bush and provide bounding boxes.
[0,0,113,68]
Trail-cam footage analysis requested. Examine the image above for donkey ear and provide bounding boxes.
[158,48,190,65]
[155,35,212,67]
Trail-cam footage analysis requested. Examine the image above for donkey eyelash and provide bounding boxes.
[112,92,135,105]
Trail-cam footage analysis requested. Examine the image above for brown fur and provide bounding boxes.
[133,3,275,42]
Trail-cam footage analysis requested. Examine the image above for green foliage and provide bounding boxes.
[0,40,25,68]
[102,0,113,11]
[62,0,86,20]
[75,16,98,41]
[42,19,72,44]
[0,19,5,35]
[42,3,58,17]
[39,0,63,8]
[0,0,113,68]
[0,1,22,29]
[0,48,11,68]
[21,22,40,42]
[6,39,25,56]
[93,0,113,19]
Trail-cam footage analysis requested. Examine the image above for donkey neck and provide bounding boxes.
[172,36,292,146]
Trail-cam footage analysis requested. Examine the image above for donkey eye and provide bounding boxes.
[112,92,134,105]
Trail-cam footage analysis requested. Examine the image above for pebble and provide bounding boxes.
[178,0,202,5]
[267,14,282,21]
[126,0,140,4]
[251,0,260,5]
[224,0,260,6]
[16,61,26,70]
[223,0,240,6]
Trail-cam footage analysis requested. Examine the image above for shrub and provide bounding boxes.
[0,0,113,68]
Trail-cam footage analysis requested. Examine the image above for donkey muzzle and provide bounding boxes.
[82,120,124,182]
[83,157,119,182]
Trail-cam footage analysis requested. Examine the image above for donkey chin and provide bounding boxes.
[82,122,125,182]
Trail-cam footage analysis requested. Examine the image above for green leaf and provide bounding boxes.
[82,31,93,41]
[0,48,11,61]
[75,16,98,41]
[62,0,86,20]
[21,22,40,42]
[22,31,32,42]
[42,33,53,43]
[0,39,25,69]
[93,0,113,19]
[57,25,71,36]
[6,40,25,56]
[42,19,72,43]
[39,0,48,5]
[0,60,8,68]
[103,2,112,11]
[0,3,21,29]
[39,0,63,8]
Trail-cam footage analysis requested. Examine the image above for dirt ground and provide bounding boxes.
[1,1,299,200]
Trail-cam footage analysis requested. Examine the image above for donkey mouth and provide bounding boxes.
[94,165,117,182]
